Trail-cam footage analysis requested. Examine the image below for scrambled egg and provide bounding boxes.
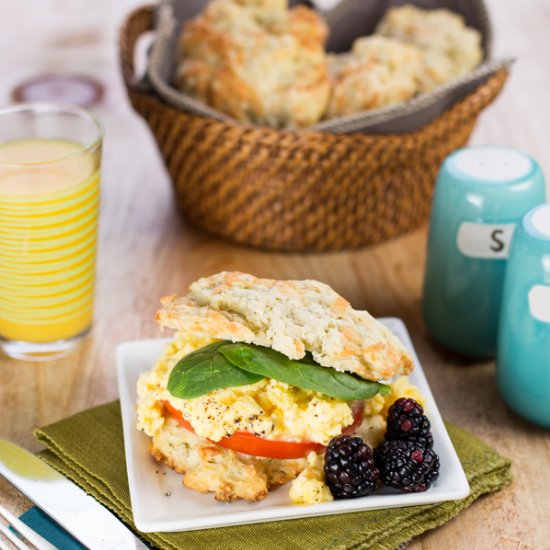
[289,451,333,504]
[137,331,216,438]
[137,330,353,445]
[136,329,426,505]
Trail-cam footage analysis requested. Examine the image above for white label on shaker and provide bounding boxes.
[456,222,516,259]
[529,285,550,323]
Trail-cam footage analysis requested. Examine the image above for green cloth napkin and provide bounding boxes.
[34,401,511,550]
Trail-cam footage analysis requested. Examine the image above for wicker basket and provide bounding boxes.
[119,5,508,252]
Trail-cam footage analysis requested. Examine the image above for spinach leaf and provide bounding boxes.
[167,341,264,399]
[219,343,390,401]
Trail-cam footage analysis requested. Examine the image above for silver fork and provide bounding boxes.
[0,505,56,550]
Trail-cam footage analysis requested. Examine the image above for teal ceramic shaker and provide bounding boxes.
[497,203,550,428]
[422,146,546,357]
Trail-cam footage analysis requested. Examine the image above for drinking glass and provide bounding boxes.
[0,103,102,360]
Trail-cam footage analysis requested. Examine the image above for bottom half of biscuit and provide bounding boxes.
[150,417,309,502]
[148,412,390,503]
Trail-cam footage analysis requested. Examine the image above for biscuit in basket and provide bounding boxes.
[175,0,330,128]
[157,271,413,381]
[375,4,483,92]
[328,36,424,117]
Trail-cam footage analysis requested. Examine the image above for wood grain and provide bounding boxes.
[1,1,549,548]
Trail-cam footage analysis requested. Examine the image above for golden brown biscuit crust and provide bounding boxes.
[375,4,483,92]
[157,271,414,380]
[328,36,424,117]
[176,0,330,128]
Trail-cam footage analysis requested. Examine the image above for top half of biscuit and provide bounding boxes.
[157,271,414,381]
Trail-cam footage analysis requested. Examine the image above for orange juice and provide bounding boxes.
[0,138,100,343]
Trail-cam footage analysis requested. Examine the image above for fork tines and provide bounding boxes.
[0,505,56,550]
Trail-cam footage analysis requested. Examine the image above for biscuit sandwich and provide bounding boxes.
[137,272,423,503]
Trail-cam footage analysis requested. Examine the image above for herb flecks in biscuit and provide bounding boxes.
[375,4,483,92]
[158,271,413,381]
[175,0,330,128]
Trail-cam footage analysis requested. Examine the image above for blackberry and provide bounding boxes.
[324,436,379,499]
[375,440,440,493]
[385,398,433,450]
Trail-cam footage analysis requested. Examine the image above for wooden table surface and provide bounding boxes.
[1,1,549,548]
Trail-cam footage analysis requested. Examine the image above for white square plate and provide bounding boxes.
[117,318,469,533]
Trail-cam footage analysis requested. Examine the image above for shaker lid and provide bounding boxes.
[448,146,534,184]
[524,204,550,241]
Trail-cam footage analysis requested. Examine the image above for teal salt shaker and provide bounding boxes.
[422,146,546,357]
[497,204,550,428]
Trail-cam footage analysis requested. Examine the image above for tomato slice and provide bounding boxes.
[163,400,365,459]
[343,402,365,435]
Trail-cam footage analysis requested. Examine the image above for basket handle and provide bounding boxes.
[119,5,155,91]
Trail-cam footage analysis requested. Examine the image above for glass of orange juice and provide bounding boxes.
[0,103,102,360]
